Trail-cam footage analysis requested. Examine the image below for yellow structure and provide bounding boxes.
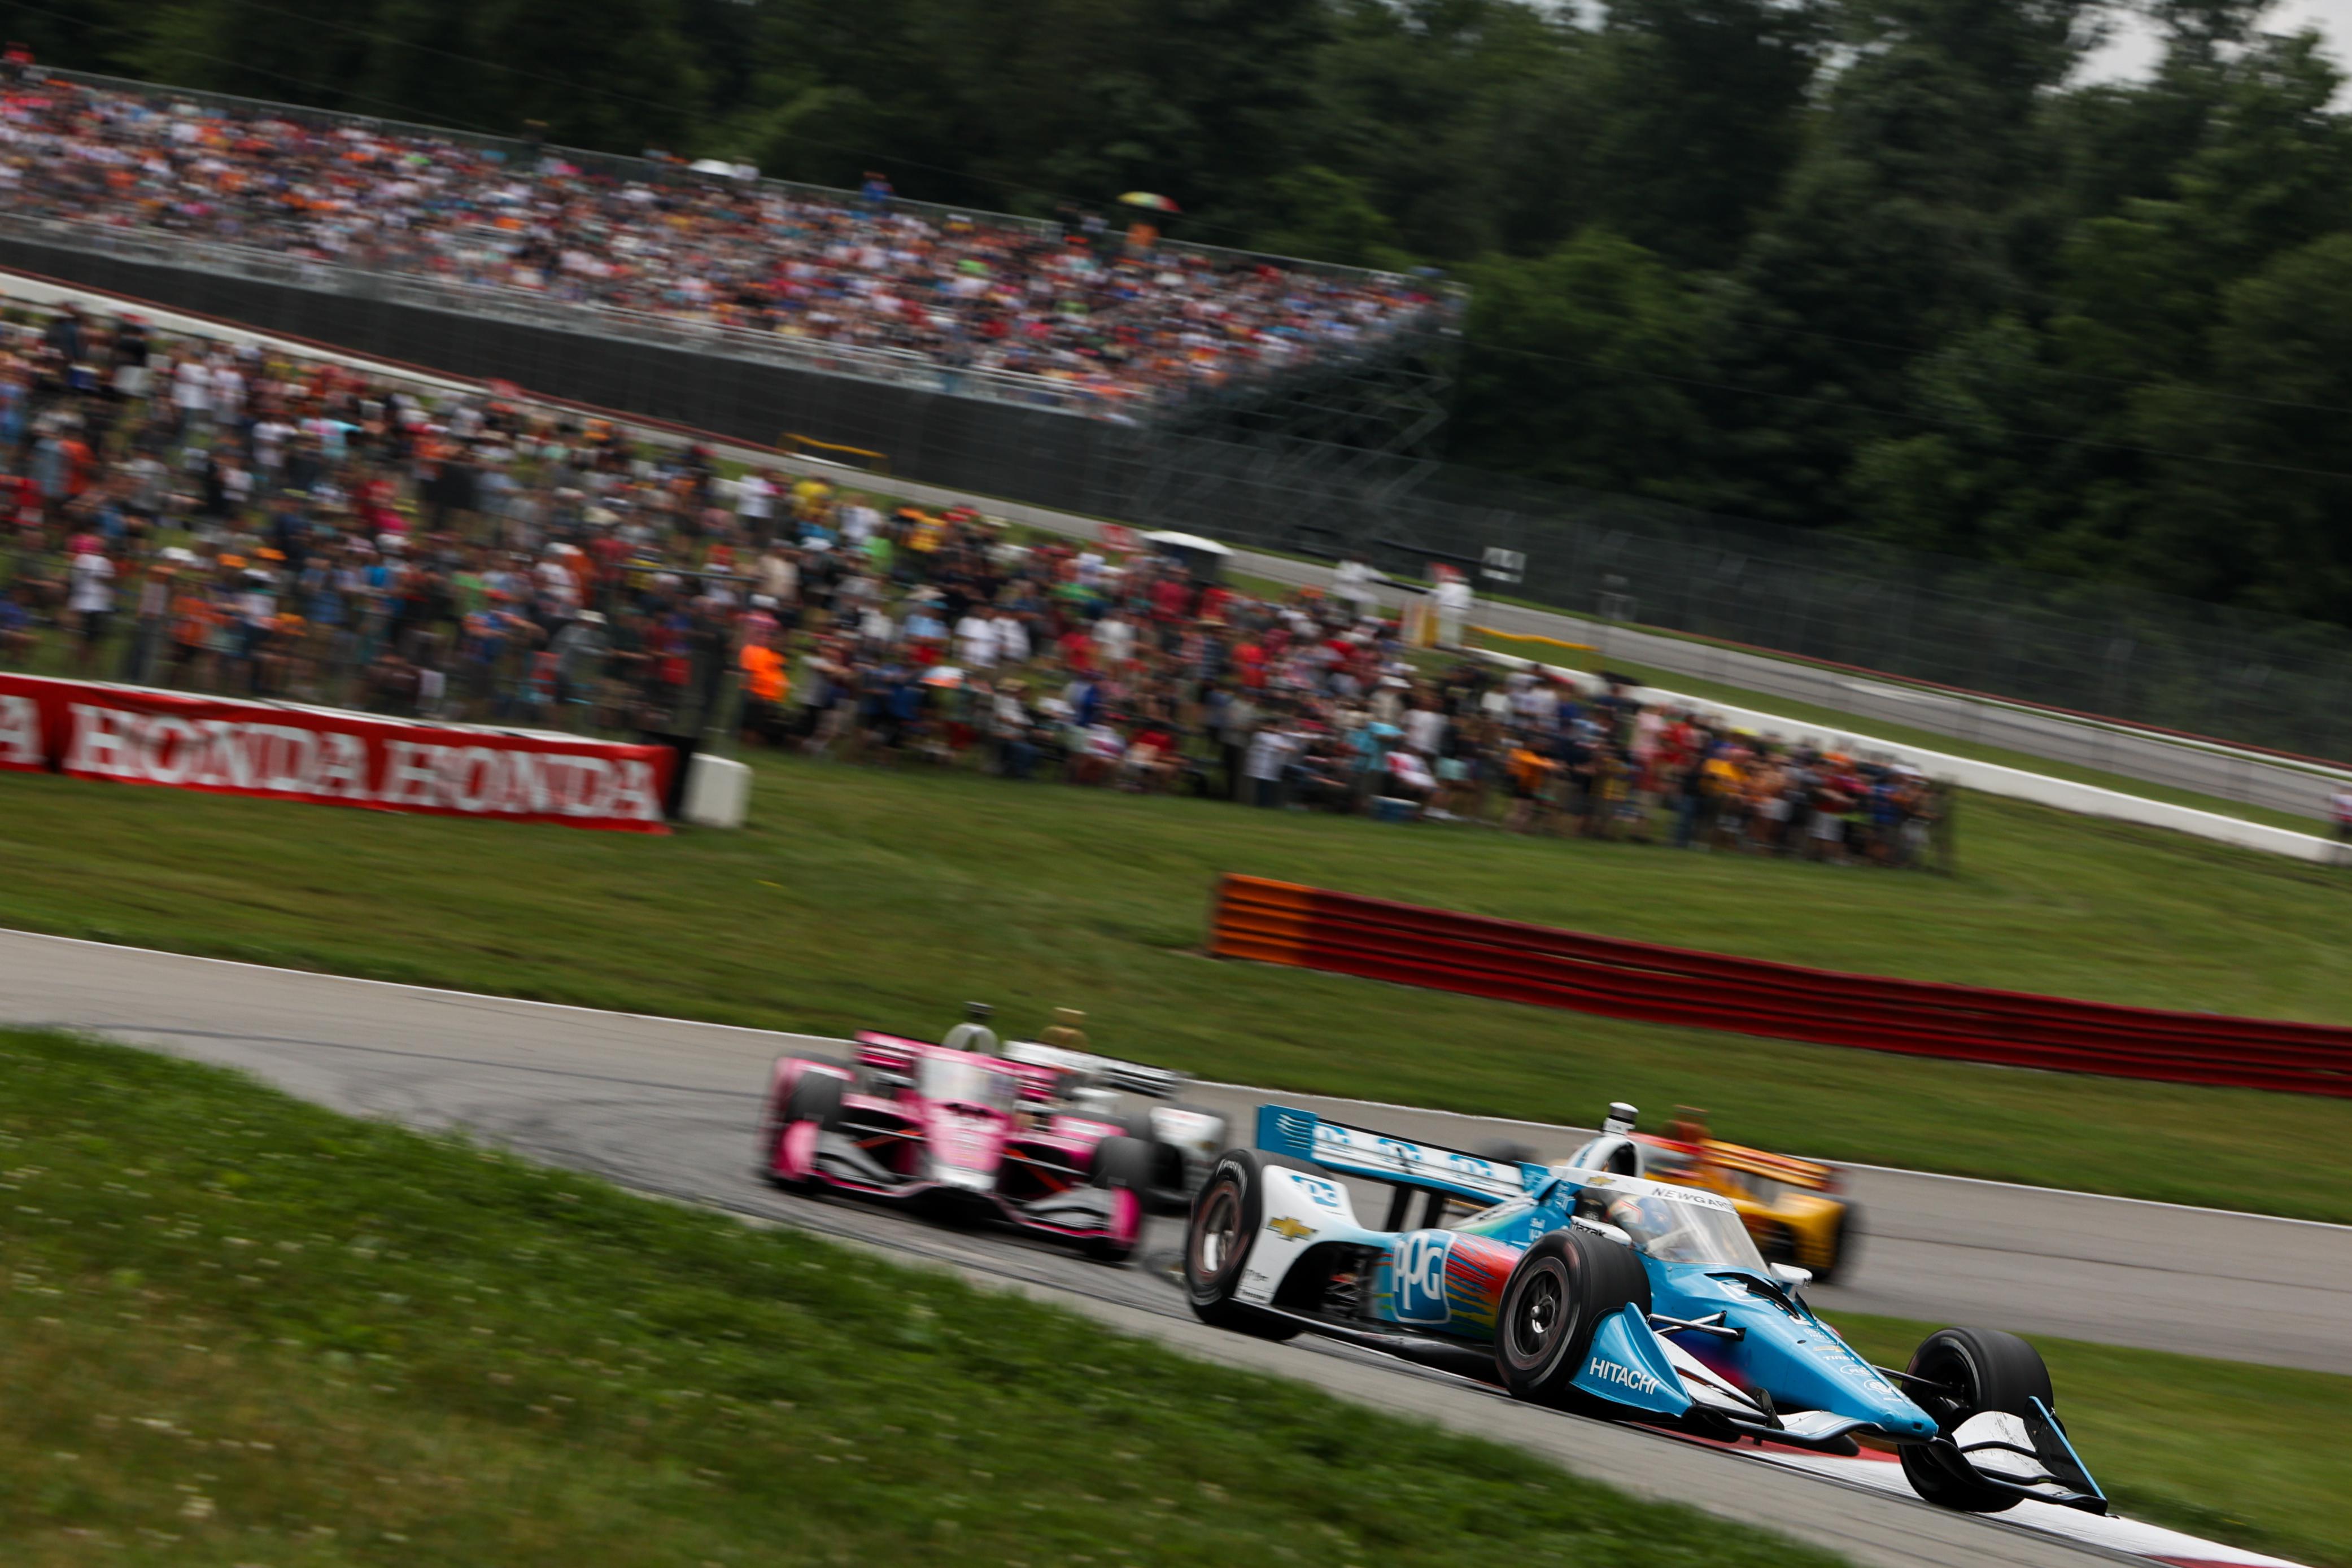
[1642,1123,1856,1282]
[778,433,892,475]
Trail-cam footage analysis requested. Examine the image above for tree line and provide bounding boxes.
[14,0,2352,627]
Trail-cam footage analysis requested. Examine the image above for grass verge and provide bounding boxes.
[0,1027,1832,1568]
[1827,1311,2352,1568]
[2,755,2350,1219]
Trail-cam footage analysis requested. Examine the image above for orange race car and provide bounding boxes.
[1632,1107,1857,1282]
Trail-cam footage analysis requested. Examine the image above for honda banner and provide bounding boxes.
[0,675,672,833]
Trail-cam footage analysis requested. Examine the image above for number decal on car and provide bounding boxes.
[1291,1174,1343,1210]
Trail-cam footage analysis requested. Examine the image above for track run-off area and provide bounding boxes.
[3,927,2342,1568]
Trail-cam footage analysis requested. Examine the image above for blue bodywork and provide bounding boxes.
[1245,1106,2102,1509]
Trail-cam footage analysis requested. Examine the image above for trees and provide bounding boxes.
[1582,0,1828,270]
[1452,230,1716,497]
[25,0,2352,626]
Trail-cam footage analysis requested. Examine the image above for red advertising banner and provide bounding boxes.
[0,679,45,773]
[0,674,672,833]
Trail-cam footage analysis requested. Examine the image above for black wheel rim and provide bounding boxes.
[1508,1260,1575,1368]
[1192,1182,1243,1285]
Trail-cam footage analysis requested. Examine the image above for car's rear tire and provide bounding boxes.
[1143,1102,1221,1211]
[1494,1228,1651,1406]
[1898,1327,2055,1513]
[1183,1148,1303,1341]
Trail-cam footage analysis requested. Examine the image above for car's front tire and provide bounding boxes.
[1182,1148,1303,1340]
[1081,1135,1151,1265]
[760,1059,844,1189]
[1494,1228,1651,1406]
[1898,1326,2055,1513]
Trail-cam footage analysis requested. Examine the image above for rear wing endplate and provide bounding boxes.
[1256,1104,1547,1207]
[1002,1040,1185,1099]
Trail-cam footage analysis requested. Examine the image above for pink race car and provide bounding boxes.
[759,1023,1223,1264]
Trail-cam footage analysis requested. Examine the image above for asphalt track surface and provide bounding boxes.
[6,930,2350,1566]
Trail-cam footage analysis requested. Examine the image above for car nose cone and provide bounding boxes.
[1879,1400,1938,1439]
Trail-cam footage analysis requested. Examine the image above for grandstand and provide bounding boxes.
[0,66,1459,525]
[9,67,2350,758]
[0,68,1449,411]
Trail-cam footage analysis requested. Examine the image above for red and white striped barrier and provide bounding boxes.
[1210,875,2352,1096]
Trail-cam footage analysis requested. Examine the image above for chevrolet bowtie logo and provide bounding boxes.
[1266,1216,1316,1241]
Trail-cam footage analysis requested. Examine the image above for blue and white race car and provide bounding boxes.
[1184,1106,2105,1515]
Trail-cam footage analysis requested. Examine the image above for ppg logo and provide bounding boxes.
[1588,1357,1662,1396]
[1394,1231,1453,1323]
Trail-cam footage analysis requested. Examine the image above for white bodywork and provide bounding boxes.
[1234,1165,1363,1306]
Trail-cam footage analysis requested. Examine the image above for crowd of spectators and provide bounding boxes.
[0,71,1443,410]
[0,299,1950,868]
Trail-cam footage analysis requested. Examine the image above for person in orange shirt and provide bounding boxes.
[168,581,222,691]
[1504,737,1555,835]
[739,637,788,746]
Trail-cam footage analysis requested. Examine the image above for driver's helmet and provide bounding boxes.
[1604,1193,1679,1244]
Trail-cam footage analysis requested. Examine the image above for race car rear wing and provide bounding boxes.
[1002,1041,1186,1099]
[1256,1105,1548,1225]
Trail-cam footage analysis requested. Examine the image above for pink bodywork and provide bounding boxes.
[762,1032,1142,1250]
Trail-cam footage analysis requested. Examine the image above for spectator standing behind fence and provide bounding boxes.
[0,298,1957,872]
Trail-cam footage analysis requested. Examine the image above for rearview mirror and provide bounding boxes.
[1770,1263,1813,1290]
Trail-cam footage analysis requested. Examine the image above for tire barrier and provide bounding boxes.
[1208,874,2352,1097]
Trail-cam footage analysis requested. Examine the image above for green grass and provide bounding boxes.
[0,1029,2332,1568]
[0,1027,1844,1568]
[1827,1311,2352,1568]
[2,754,2351,1220]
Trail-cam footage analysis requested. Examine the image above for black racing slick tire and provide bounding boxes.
[1494,1228,1651,1406]
[1183,1148,1304,1342]
[786,1067,846,1132]
[1898,1326,2056,1514]
[1089,1134,1153,1191]
[1110,1112,1189,1212]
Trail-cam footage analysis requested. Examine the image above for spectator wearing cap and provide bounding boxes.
[0,297,1944,872]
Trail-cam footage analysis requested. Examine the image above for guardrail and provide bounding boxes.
[1208,875,2352,1097]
